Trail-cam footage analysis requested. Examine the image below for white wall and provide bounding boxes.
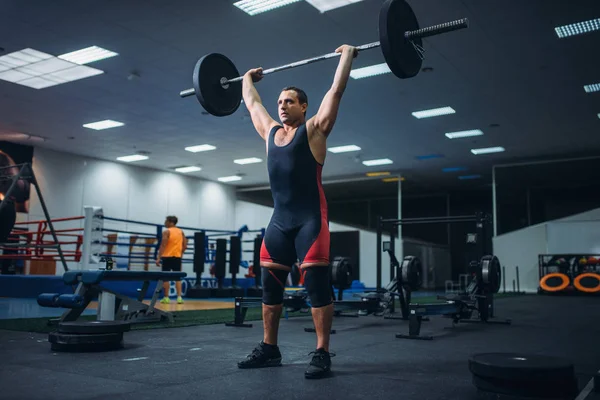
[234,200,392,288]
[492,207,600,293]
[493,223,547,293]
[19,147,237,275]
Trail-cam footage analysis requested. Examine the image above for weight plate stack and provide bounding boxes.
[468,353,579,399]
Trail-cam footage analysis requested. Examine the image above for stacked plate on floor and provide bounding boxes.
[48,321,131,352]
[469,353,579,399]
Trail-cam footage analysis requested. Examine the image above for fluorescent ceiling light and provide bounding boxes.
[83,120,124,130]
[382,177,402,183]
[305,0,365,13]
[412,106,456,119]
[234,0,301,16]
[234,157,262,165]
[442,167,467,173]
[218,175,242,182]
[117,154,148,162]
[554,18,600,38]
[445,129,484,139]
[185,144,216,153]
[584,83,600,93]
[175,166,202,173]
[471,146,505,155]
[350,63,391,79]
[597,113,600,119]
[416,154,444,160]
[328,145,361,153]
[458,174,481,180]
[366,171,390,177]
[362,158,393,166]
[58,46,118,65]
[0,48,104,89]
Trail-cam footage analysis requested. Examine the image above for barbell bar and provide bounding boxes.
[179,0,469,117]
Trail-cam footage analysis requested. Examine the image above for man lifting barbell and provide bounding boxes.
[179,0,469,380]
[236,44,358,380]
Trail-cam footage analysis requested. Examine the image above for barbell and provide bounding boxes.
[179,0,469,117]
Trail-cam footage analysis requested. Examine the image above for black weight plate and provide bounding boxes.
[193,53,242,117]
[378,0,422,79]
[49,331,123,345]
[469,353,575,381]
[331,257,352,290]
[58,320,131,334]
[481,255,501,293]
[48,331,124,352]
[401,256,422,291]
[50,341,124,353]
[472,374,579,399]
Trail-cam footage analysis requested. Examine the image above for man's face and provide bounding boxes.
[278,90,306,124]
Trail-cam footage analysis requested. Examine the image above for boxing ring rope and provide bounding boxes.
[80,207,265,277]
[0,216,84,262]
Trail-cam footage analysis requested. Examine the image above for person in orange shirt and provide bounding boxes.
[156,216,187,304]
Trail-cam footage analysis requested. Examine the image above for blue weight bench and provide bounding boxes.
[37,270,187,325]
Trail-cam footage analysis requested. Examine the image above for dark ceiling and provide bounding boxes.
[0,0,599,200]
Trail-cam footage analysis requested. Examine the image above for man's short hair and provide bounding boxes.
[282,86,308,115]
[166,215,178,225]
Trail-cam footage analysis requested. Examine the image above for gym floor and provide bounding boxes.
[1,294,599,400]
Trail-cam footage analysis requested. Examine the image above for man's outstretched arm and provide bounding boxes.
[243,68,278,140]
[311,45,357,137]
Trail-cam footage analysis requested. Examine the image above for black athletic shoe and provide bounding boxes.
[237,341,282,369]
[305,348,334,379]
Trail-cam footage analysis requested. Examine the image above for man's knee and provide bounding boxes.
[261,267,289,305]
[303,266,332,308]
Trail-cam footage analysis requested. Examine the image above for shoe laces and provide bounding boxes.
[247,345,266,360]
[308,349,336,359]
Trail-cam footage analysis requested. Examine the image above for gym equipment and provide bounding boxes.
[187,231,212,298]
[57,320,131,335]
[331,250,421,319]
[396,256,511,340]
[225,291,310,328]
[468,353,579,399]
[0,163,69,272]
[48,331,124,352]
[37,270,186,325]
[179,0,469,116]
[225,250,422,328]
[246,236,263,297]
[0,198,16,243]
[330,256,352,290]
[377,212,492,292]
[538,253,600,295]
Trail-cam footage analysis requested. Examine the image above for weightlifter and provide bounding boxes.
[237,44,358,379]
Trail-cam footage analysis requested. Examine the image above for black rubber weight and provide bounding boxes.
[378,0,422,79]
[58,320,131,334]
[193,53,242,117]
[48,331,124,352]
[469,353,575,381]
[472,374,579,399]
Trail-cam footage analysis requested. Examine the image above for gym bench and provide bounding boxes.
[37,270,187,325]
